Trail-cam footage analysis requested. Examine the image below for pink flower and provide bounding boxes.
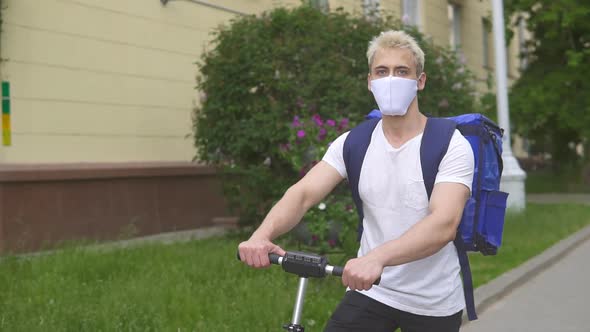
[326,119,336,127]
[318,128,327,141]
[312,114,323,126]
[338,118,349,131]
[297,130,306,138]
[328,239,337,248]
[292,116,301,127]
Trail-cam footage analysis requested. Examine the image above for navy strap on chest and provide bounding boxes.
[343,117,380,240]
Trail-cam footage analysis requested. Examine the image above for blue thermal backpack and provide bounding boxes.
[343,111,509,321]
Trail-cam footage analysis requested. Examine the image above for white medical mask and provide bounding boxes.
[369,76,419,116]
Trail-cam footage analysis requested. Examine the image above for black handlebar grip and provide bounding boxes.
[269,253,281,265]
[332,266,344,277]
[331,266,381,285]
[236,250,282,265]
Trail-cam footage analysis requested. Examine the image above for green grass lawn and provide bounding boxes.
[526,168,590,193]
[1,203,589,331]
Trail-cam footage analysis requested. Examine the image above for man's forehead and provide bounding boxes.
[372,48,415,68]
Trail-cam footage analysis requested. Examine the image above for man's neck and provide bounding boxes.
[381,103,427,148]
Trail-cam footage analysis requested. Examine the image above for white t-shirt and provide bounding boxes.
[322,119,474,317]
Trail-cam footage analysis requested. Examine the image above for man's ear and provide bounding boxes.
[367,73,372,91]
[417,72,427,91]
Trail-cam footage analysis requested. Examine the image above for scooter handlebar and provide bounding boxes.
[237,250,380,285]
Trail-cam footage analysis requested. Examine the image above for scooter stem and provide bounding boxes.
[292,277,308,325]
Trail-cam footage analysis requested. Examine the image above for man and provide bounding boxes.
[238,30,474,332]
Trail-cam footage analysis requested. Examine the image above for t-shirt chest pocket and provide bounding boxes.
[403,178,429,211]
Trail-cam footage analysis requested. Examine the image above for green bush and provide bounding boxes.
[194,5,482,252]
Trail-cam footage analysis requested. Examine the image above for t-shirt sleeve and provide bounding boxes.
[321,131,350,179]
[434,130,475,193]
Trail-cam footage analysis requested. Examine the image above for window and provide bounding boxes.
[309,0,329,13]
[363,0,380,20]
[518,17,528,70]
[448,3,461,50]
[402,0,420,27]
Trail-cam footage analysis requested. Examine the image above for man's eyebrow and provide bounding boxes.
[373,65,410,70]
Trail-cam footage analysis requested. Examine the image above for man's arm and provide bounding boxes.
[238,161,344,268]
[342,182,470,291]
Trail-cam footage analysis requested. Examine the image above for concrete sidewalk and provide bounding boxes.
[527,193,590,206]
[462,226,590,332]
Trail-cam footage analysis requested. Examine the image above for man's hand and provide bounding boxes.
[238,237,286,269]
[342,255,384,291]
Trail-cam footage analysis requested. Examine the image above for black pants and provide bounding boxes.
[324,291,462,332]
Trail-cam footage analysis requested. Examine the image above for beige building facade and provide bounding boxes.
[0,0,525,165]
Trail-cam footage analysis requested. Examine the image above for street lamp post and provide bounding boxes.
[491,0,527,211]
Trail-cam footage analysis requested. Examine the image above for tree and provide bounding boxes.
[506,0,590,170]
[193,5,481,249]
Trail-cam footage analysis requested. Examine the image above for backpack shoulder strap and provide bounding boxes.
[420,117,478,321]
[419,117,456,199]
[343,117,380,241]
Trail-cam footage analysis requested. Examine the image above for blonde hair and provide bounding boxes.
[366,30,425,75]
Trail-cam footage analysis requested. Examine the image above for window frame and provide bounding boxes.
[402,0,420,27]
[447,3,462,51]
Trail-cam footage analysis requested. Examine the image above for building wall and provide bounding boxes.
[380,0,402,17]
[0,0,524,164]
[0,0,299,164]
[421,0,522,91]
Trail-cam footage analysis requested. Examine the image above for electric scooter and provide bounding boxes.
[237,250,380,332]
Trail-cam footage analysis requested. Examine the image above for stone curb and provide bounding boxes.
[527,193,590,206]
[96,226,234,249]
[8,226,234,260]
[461,223,590,325]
